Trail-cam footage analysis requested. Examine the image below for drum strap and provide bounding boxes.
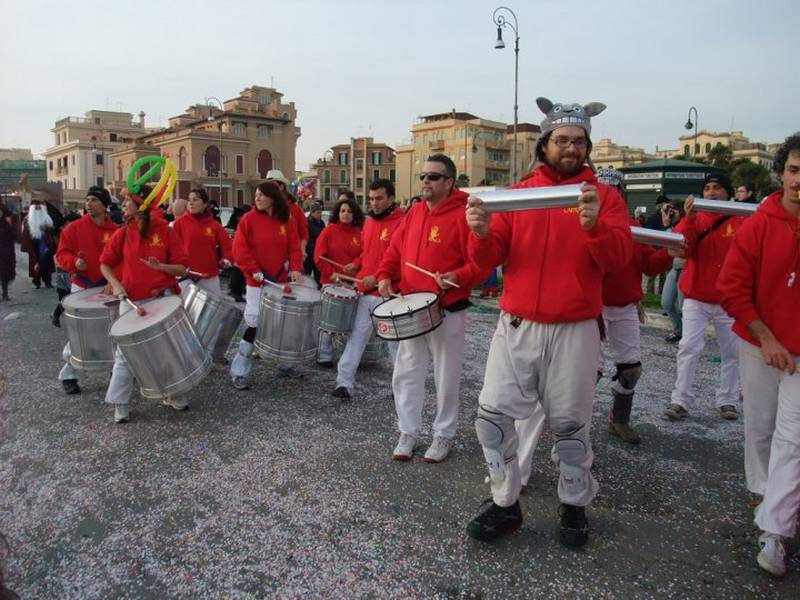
[262,265,287,283]
[75,273,106,287]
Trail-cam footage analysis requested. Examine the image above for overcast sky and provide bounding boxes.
[1,0,797,171]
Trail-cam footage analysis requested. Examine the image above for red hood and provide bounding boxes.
[760,190,798,222]
[524,165,598,187]
[428,189,469,215]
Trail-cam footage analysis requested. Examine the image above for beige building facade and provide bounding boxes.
[394,111,540,203]
[677,129,775,170]
[312,137,395,208]
[110,85,301,207]
[591,138,655,169]
[44,110,157,206]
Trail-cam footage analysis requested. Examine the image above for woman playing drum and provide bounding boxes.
[100,185,190,423]
[229,182,303,390]
[172,188,233,295]
[313,196,364,367]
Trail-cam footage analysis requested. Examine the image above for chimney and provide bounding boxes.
[138,111,146,128]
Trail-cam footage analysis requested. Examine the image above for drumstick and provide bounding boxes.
[264,278,295,297]
[320,256,347,269]
[121,296,147,316]
[404,261,461,288]
[187,269,209,278]
[332,272,363,284]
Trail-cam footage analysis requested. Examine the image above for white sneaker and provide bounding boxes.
[114,404,130,424]
[757,532,786,577]
[162,397,189,411]
[392,433,418,462]
[423,435,453,464]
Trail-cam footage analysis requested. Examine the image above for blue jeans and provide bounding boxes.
[661,268,684,335]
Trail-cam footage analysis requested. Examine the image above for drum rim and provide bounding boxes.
[109,295,183,337]
[371,313,445,341]
[62,287,118,309]
[371,291,440,317]
[321,284,359,300]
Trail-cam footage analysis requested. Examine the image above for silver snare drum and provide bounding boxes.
[110,296,212,399]
[371,292,444,341]
[255,283,321,364]
[62,287,119,371]
[181,282,243,361]
[319,284,359,335]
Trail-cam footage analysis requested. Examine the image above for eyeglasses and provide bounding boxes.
[551,136,588,149]
[419,172,448,182]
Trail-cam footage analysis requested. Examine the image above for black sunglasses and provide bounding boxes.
[419,172,448,182]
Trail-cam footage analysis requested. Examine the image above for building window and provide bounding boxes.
[258,94,271,105]
[178,146,187,171]
[324,188,331,202]
[357,194,363,203]
[109,133,117,142]
[257,125,271,138]
[237,189,244,205]
[371,151,382,165]
[356,159,363,171]
[236,155,244,175]
[356,177,363,189]
[72,155,75,165]
[390,169,396,182]
[373,169,379,181]
[96,177,104,187]
[117,161,123,181]
[204,145,221,176]
[257,149,273,178]
[684,145,690,156]
[72,177,76,188]
[233,122,246,136]
[324,170,330,184]
[340,170,347,184]
[49,161,53,171]
[96,153,103,165]
[705,143,711,154]
[338,152,348,166]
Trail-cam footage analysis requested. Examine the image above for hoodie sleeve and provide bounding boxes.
[55,220,79,272]
[216,221,233,262]
[583,187,633,273]
[377,217,406,282]
[453,216,491,287]
[468,212,512,270]
[718,218,761,327]
[313,227,335,280]
[640,246,673,277]
[286,218,303,272]
[100,226,125,269]
[232,217,260,277]
[166,226,189,267]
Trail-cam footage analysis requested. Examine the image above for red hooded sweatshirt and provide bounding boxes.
[674,206,747,303]
[602,219,673,307]
[56,214,119,288]
[355,206,405,296]
[718,191,800,354]
[313,221,362,285]
[469,165,633,323]
[233,208,303,287]
[289,200,309,242]
[172,212,233,278]
[100,211,188,301]
[378,189,487,309]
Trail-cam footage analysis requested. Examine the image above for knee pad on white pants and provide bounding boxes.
[476,405,518,483]
[554,436,589,497]
[611,361,642,395]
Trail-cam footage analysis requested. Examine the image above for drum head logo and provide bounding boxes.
[377,321,389,334]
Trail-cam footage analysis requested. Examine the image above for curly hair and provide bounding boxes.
[773,132,800,176]
[329,197,364,227]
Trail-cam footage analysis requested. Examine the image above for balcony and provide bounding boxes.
[429,140,445,151]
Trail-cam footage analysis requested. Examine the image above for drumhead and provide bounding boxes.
[322,285,358,300]
[262,283,321,303]
[63,287,118,309]
[372,292,438,317]
[110,296,182,336]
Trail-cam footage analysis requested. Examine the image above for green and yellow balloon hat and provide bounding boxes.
[125,156,177,212]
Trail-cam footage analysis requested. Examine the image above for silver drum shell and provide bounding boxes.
[318,286,359,334]
[333,330,386,366]
[255,287,321,364]
[110,297,212,399]
[62,288,118,371]
[370,294,444,341]
[181,283,244,361]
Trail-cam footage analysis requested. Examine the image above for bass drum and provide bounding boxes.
[181,282,243,362]
[255,283,321,364]
[332,329,386,367]
[62,287,118,370]
[110,296,212,399]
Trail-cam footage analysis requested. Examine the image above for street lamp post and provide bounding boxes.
[470,131,486,186]
[492,6,519,182]
[685,106,698,158]
[322,149,333,205]
[206,96,224,205]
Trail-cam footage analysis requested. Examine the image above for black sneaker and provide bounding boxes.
[559,504,589,548]
[317,360,334,369]
[331,386,351,399]
[62,379,81,395]
[665,332,682,343]
[466,499,522,542]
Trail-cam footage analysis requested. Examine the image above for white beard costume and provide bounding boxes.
[27,206,54,240]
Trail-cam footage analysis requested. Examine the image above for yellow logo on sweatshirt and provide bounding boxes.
[102,232,111,244]
[428,226,441,243]
[352,235,360,247]
[723,223,735,237]
[380,227,390,242]
[279,225,287,237]
[205,226,214,237]
[149,233,163,247]
[563,207,579,215]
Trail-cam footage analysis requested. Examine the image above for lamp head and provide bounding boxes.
[494,27,505,49]
[684,119,693,130]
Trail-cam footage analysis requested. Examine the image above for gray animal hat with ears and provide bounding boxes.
[534,97,607,161]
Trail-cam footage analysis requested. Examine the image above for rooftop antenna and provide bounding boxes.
[270,75,274,88]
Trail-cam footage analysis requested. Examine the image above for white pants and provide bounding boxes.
[479,314,601,508]
[318,331,334,362]
[179,276,221,296]
[670,299,740,410]
[336,294,398,391]
[243,284,261,328]
[601,304,642,367]
[393,309,467,439]
[741,342,800,538]
[58,283,87,382]
[517,404,546,489]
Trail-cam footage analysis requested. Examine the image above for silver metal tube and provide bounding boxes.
[693,199,757,217]
[631,226,685,249]
[474,183,582,213]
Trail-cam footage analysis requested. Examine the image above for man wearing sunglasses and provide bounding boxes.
[464,97,632,548]
[377,154,487,464]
